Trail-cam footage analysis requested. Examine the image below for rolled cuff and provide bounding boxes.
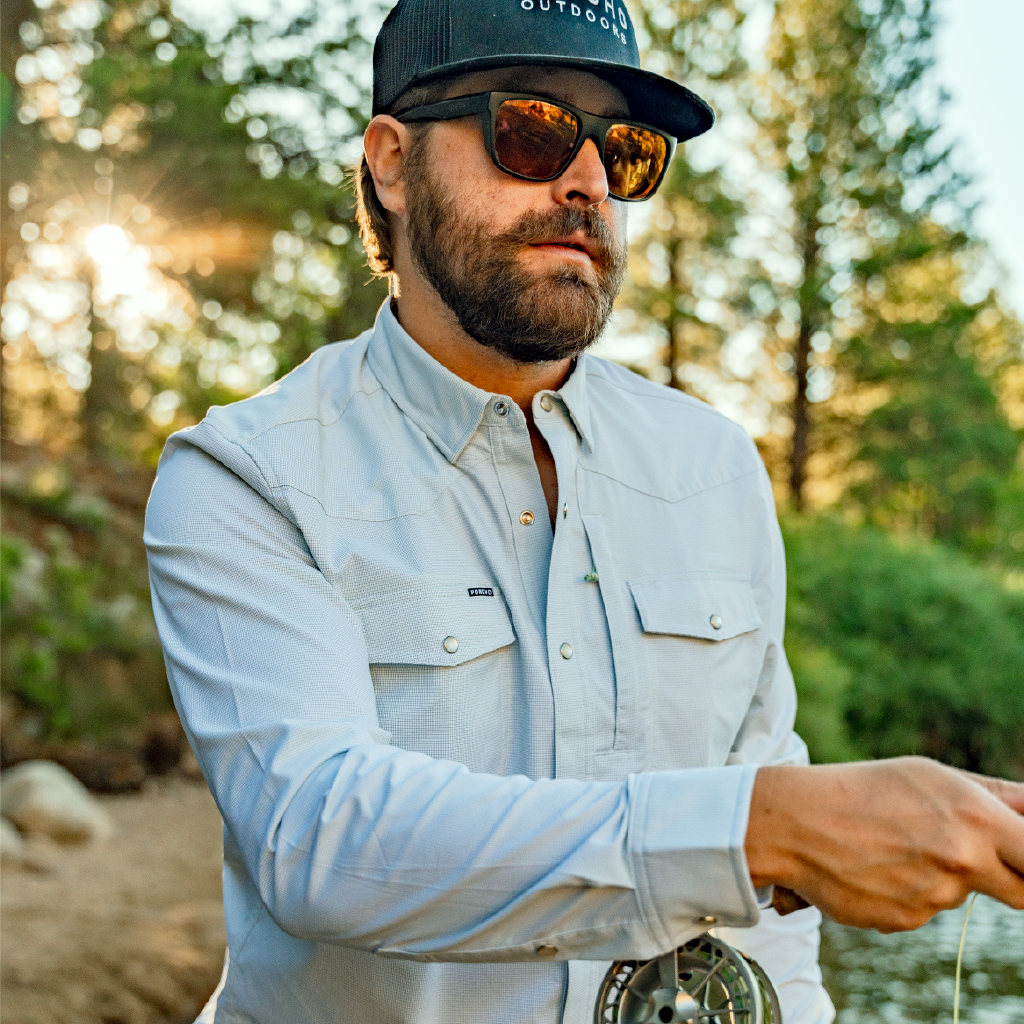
[627,765,761,952]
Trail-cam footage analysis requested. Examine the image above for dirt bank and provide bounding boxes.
[1,777,226,1024]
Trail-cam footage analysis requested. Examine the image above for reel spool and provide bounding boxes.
[595,934,782,1024]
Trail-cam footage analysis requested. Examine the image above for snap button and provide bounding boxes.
[710,614,723,630]
[519,510,535,526]
[540,395,554,412]
[695,915,717,925]
[494,401,509,416]
[536,945,558,958]
[442,636,459,654]
[559,642,573,660]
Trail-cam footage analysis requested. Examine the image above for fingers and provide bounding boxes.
[988,805,1024,909]
[968,848,1024,913]
[956,769,1024,815]
[942,785,1024,912]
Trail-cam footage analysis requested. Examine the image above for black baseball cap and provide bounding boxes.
[372,0,714,142]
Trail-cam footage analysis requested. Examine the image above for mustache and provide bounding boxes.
[498,205,623,273]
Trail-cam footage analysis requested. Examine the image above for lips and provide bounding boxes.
[530,232,598,261]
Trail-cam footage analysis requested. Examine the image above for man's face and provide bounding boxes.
[402,67,629,364]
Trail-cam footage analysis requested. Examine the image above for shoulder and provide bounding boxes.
[202,330,378,446]
[156,330,378,490]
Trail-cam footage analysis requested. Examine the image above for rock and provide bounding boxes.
[1,816,24,864]
[0,761,113,845]
[20,833,63,874]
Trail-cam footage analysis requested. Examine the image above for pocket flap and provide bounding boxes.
[354,588,516,666]
[627,574,761,642]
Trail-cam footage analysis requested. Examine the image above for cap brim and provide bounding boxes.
[400,54,714,141]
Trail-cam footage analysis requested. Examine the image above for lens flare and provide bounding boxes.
[86,224,130,265]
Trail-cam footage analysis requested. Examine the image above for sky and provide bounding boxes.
[933,0,1024,317]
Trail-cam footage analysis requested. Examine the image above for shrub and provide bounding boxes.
[783,516,1024,779]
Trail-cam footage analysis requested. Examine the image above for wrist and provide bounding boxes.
[744,764,808,890]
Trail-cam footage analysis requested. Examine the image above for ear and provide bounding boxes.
[363,115,417,220]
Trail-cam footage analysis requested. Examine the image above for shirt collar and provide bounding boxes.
[555,351,594,452]
[367,301,594,463]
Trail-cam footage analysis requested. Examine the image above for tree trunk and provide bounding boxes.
[789,317,811,510]
[789,219,819,511]
[666,237,684,391]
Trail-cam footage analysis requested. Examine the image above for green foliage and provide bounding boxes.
[852,334,1020,555]
[785,639,864,764]
[0,461,168,743]
[784,516,1024,778]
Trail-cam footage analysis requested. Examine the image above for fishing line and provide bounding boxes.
[952,892,978,1024]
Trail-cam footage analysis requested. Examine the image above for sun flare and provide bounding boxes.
[86,224,130,265]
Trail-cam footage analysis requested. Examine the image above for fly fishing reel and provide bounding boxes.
[595,934,782,1024]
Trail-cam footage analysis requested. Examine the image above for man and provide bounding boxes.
[145,2,1024,1022]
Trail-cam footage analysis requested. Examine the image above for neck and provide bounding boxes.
[390,262,574,412]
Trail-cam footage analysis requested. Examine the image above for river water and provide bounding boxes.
[818,897,1024,1023]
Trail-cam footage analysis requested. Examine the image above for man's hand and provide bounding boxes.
[746,756,1024,932]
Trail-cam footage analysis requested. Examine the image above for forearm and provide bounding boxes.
[183,700,765,960]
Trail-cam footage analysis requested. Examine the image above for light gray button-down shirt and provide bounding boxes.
[145,302,834,1024]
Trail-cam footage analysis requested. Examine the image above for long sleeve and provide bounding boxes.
[145,437,762,965]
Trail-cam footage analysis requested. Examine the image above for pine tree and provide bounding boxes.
[633,0,1022,550]
[749,0,1021,518]
[626,1,769,429]
[1,0,385,461]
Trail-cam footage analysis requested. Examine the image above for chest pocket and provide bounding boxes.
[626,573,763,768]
[353,588,517,770]
[356,588,515,666]
[628,574,761,642]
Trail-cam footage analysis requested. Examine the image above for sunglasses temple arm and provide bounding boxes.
[394,94,489,123]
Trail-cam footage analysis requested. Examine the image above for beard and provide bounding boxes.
[404,145,628,364]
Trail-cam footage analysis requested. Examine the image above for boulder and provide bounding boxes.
[1,816,24,864]
[0,760,112,845]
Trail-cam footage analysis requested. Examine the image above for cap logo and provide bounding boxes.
[518,0,631,45]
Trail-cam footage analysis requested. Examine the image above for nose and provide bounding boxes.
[550,137,609,207]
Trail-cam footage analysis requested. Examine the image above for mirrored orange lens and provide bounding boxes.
[494,99,579,179]
[604,125,667,199]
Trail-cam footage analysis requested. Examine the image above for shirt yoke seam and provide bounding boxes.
[580,464,763,504]
[221,378,385,447]
[267,450,493,523]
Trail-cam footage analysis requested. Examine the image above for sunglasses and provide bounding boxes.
[396,92,676,202]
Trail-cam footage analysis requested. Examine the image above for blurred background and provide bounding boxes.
[1,0,1022,1021]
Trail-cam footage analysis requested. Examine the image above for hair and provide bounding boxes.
[353,78,457,279]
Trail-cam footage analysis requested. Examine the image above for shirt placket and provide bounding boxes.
[486,397,554,637]
[533,392,594,782]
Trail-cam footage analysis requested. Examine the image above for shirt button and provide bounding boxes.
[519,510,535,525]
[710,614,723,630]
[559,642,573,660]
[494,401,509,416]
[443,636,459,654]
[540,395,554,412]
[536,945,558,958]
